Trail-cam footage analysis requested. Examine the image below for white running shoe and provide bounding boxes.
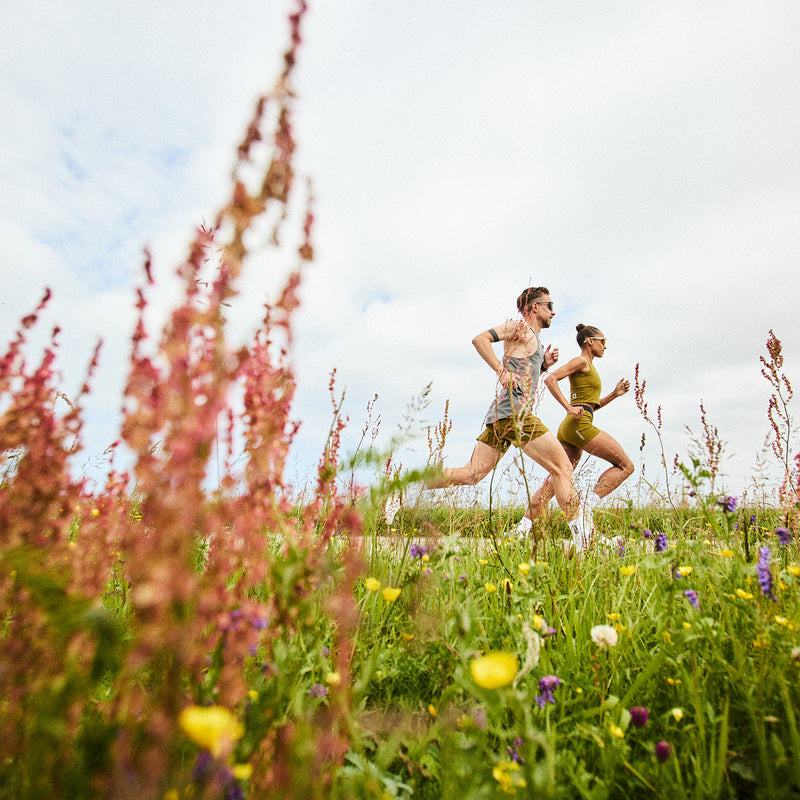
[512,516,533,538]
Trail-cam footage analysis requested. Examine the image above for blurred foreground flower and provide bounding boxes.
[534,675,560,708]
[758,546,777,601]
[364,577,381,592]
[470,652,518,689]
[776,526,793,546]
[381,586,401,602]
[655,741,673,762]
[590,624,618,649]
[179,705,243,758]
[683,589,700,609]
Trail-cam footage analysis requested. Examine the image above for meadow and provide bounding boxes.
[2,3,799,798]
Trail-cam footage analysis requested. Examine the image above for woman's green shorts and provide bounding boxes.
[557,409,601,448]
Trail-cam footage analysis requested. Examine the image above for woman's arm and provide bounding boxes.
[596,378,631,409]
[543,356,589,418]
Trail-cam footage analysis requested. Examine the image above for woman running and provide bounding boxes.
[528,324,633,540]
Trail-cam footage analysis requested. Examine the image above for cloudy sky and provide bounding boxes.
[2,1,799,507]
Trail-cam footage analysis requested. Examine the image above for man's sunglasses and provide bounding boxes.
[535,301,554,311]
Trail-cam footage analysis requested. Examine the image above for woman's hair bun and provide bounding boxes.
[576,324,585,332]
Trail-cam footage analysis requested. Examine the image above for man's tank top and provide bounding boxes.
[569,361,602,408]
[484,331,545,425]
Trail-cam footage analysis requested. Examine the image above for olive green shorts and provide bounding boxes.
[477,415,549,455]
[557,409,601,448]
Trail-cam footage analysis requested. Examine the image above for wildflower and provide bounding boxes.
[758,546,777,601]
[671,707,684,721]
[643,528,652,539]
[428,704,437,717]
[409,542,428,559]
[248,690,259,702]
[485,582,497,593]
[675,566,693,577]
[590,624,619,649]
[606,612,622,622]
[620,565,636,576]
[479,558,488,565]
[506,736,524,763]
[719,548,734,557]
[791,647,800,661]
[630,706,649,728]
[309,684,328,698]
[718,495,738,513]
[654,532,668,552]
[179,705,244,758]
[534,675,560,708]
[736,588,753,600]
[364,577,380,592]
[492,760,526,794]
[325,671,341,685]
[788,565,800,577]
[501,578,513,593]
[533,614,556,637]
[381,586,401,602]
[776,527,793,546]
[470,652,518,689]
[655,740,673,763]
[518,562,530,575]
[458,574,468,583]
[683,589,700,609]
[609,724,625,738]
[232,763,253,781]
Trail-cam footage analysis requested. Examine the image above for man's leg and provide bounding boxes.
[527,443,583,520]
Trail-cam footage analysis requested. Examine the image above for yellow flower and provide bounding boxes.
[421,554,430,562]
[682,621,691,629]
[671,708,684,722]
[381,587,401,602]
[325,671,341,685]
[428,704,437,717]
[164,791,179,800]
[666,677,682,686]
[518,562,530,575]
[232,763,253,781]
[248,690,259,702]
[533,614,546,630]
[401,632,415,640]
[609,724,625,739]
[470,652,518,689]
[479,559,488,565]
[606,612,622,622]
[501,578,513,592]
[364,577,381,592]
[619,565,636,577]
[788,565,800,577]
[676,566,693,577]
[178,705,243,757]
[485,582,497,593]
[493,760,526,793]
[736,588,753,600]
[774,616,789,626]
[91,508,100,517]
[719,548,735,557]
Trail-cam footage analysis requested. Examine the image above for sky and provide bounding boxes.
[2,1,799,509]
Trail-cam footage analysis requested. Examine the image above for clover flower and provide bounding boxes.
[642,528,652,539]
[757,546,777,600]
[718,495,738,513]
[590,624,618,649]
[683,589,700,609]
[309,684,328,698]
[630,706,649,728]
[776,526,793,546]
[534,675,560,708]
[654,532,668,552]
[655,741,673,763]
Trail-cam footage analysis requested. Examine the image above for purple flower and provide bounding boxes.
[534,675,560,708]
[655,740,673,763]
[654,532,668,553]
[683,589,700,609]
[718,495,738,513]
[617,541,626,557]
[192,750,215,780]
[630,706,649,728]
[757,546,777,600]
[409,542,428,559]
[506,736,524,763]
[776,527,793,547]
[642,528,652,539]
[309,683,328,698]
[458,574,468,583]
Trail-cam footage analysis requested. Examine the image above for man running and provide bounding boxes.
[386,286,586,546]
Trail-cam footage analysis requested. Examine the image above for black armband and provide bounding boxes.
[488,328,499,343]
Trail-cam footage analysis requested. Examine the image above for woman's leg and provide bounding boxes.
[581,431,634,497]
[520,433,580,520]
